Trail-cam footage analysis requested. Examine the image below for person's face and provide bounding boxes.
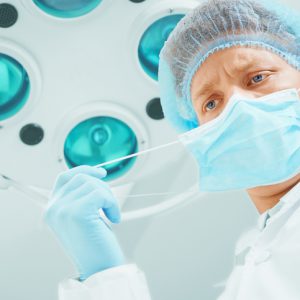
[190,46,300,199]
[190,47,300,125]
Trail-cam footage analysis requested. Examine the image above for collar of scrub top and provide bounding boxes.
[232,180,300,268]
[257,180,300,231]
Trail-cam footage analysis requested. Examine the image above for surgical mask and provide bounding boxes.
[178,88,300,192]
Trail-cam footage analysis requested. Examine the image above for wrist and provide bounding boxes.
[79,255,127,281]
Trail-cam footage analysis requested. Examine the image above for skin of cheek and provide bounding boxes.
[272,69,300,92]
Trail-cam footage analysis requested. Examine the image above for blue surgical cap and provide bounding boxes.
[158,0,300,132]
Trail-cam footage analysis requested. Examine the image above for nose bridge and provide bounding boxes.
[227,86,256,100]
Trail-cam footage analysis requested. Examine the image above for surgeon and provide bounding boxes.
[45,0,300,299]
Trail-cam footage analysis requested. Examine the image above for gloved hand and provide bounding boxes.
[44,165,125,281]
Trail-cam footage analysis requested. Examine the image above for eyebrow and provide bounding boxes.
[193,81,216,102]
[234,61,266,75]
[193,60,269,101]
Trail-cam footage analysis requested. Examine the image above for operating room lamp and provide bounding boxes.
[0,0,204,221]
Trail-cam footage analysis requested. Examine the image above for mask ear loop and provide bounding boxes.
[94,140,180,169]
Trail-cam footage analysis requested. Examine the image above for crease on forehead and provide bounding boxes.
[191,65,220,100]
[224,49,268,73]
[192,48,277,99]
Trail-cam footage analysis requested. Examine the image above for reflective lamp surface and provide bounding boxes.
[33,0,102,18]
[0,54,30,121]
[138,14,184,80]
[64,116,138,181]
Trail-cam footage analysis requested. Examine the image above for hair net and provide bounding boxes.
[158,0,300,132]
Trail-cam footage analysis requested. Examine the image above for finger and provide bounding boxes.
[80,176,122,223]
[53,165,107,192]
[76,188,121,223]
[52,166,107,196]
[47,180,91,212]
[103,206,122,224]
[53,173,92,201]
[45,181,90,225]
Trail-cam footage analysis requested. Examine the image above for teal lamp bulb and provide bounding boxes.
[33,0,102,18]
[138,14,184,81]
[64,117,138,181]
[0,54,30,121]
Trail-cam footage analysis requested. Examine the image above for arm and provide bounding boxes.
[44,165,152,300]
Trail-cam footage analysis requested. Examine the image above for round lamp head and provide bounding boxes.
[64,116,138,181]
[33,0,102,18]
[0,54,30,121]
[138,14,184,81]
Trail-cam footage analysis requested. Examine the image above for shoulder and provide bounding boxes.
[281,200,300,236]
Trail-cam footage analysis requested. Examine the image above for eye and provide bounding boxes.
[204,99,220,112]
[250,74,267,85]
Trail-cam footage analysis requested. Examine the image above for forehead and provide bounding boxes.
[199,47,280,74]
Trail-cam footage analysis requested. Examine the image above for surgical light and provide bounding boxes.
[32,0,102,18]
[138,14,184,81]
[64,116,138,181]
[0,54,30,121]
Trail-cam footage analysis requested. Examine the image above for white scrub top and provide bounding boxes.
[59,181,300,300]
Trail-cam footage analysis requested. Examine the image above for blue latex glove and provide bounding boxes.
[44,165,125,281]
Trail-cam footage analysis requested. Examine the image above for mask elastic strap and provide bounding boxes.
[94,140,180,169]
